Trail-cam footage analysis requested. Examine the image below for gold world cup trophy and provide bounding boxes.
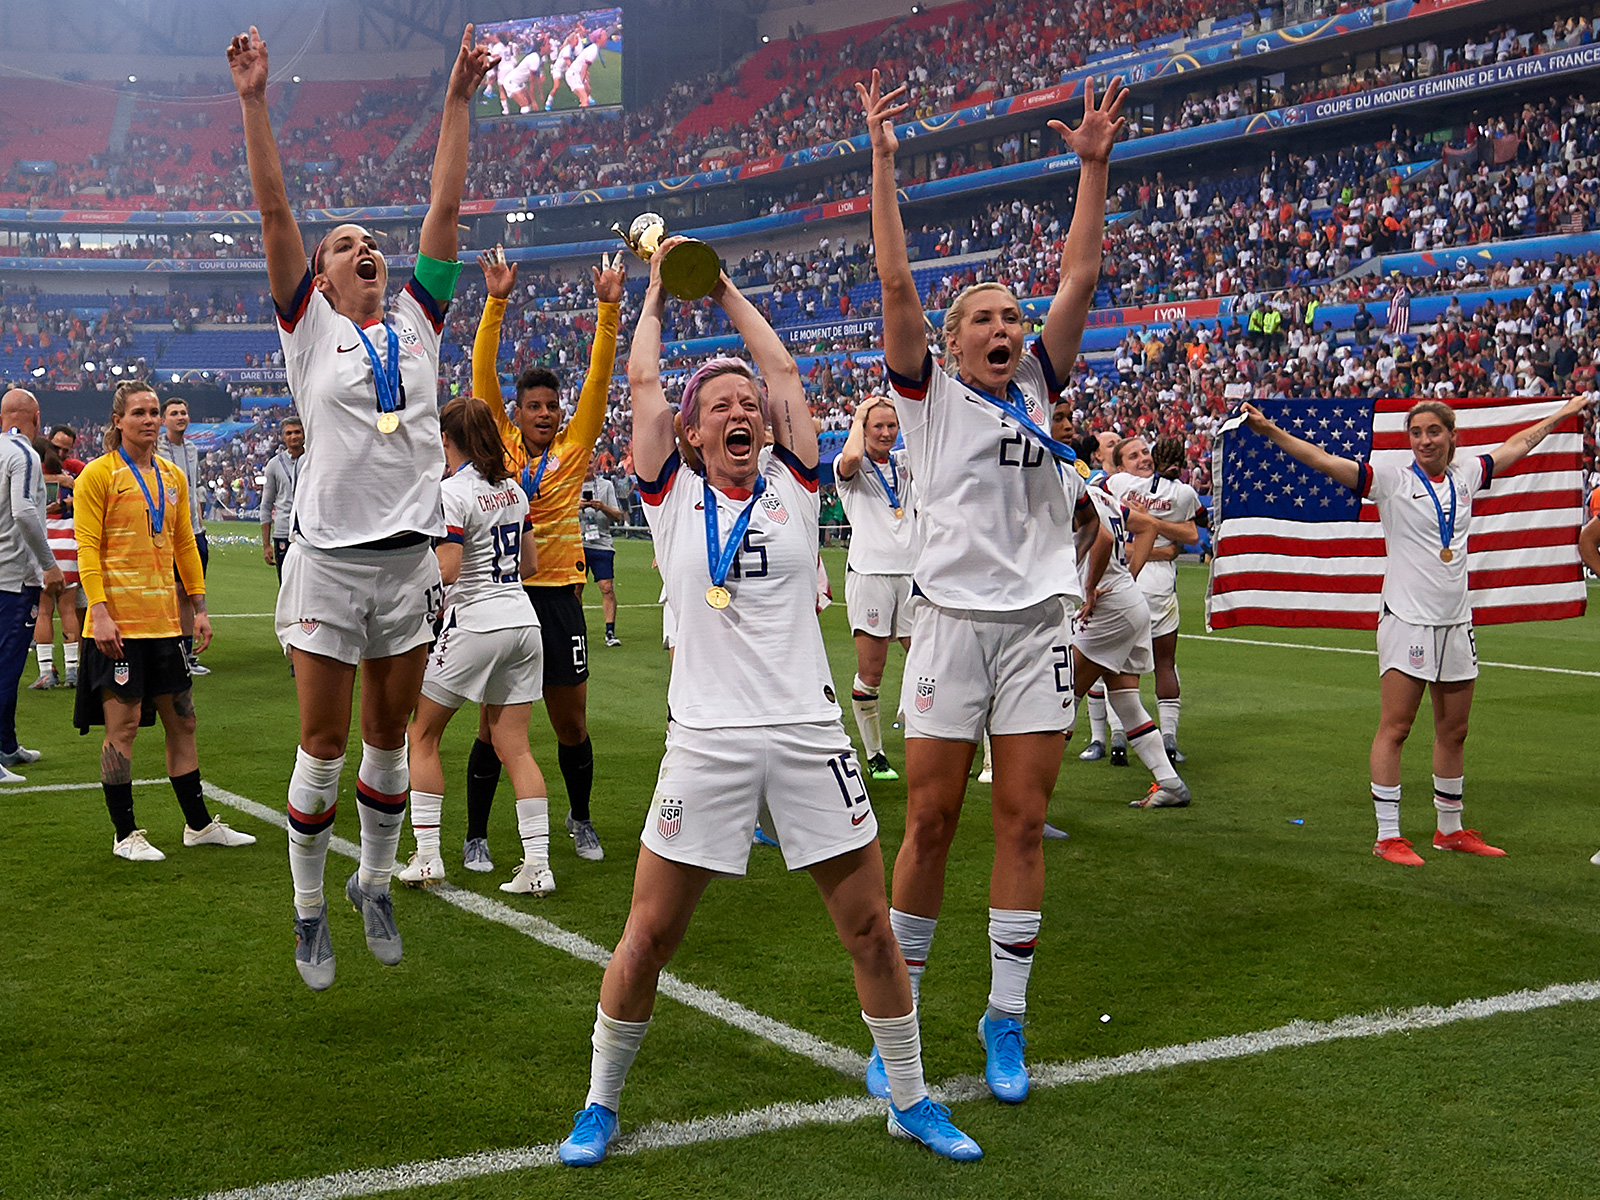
[612,212,721,301]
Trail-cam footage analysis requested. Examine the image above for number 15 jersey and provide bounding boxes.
[640,444,841,731]
[440,464,536,633]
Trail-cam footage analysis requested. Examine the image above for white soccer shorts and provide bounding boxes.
[1072,587,1155,677]
[421,622,543,708]
[900,596,1075,741]
[1143,585,1181,639]
[1376,611,1478,683]
[641,721,878,876]
[276,541,441,665]
[844,570,917,639]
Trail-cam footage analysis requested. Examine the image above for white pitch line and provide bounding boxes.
[1191,634,1600,679]
[209,613,275,619]
[181,977,1600,1200]
[200,783,863,1078]
[0,777,167,795]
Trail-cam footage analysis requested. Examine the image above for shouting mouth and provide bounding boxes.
[355,257,379,281]
[725,426,754,458]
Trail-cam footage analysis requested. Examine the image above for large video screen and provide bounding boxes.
[473,7,623,120]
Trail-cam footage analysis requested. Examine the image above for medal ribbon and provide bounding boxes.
[966,378,1077,470]
[118,447,165,537]
[352,321,402,417]
[1410,461,1456,555]
[867,454,901,513]
[521,449,552,500]
[703,474,767,590]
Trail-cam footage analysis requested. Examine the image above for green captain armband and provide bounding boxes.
[413,253,465,305]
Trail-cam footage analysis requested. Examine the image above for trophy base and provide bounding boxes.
[660,240,721,301]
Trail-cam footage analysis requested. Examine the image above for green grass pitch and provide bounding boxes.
[5,528,1600,1199]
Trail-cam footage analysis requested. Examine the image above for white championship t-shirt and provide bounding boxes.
[1105,470,1200,599]
[887,344,1087,611]
[640,444,841,730]
[440,463,536,633]
[1360,453,1494,626]
[276,271,447,549]
[836,448,916,576]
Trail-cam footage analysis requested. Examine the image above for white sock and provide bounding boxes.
[862,1008,927,1110]
[987,907,1040,1018]
[1158,695,1181,743]
[981,732,992,773]
[889,908,937,1008]
[584,1003,651,1113]
[63,641,78,670]
[516,796,550,865]
[1086,684,1108,743]
[1107,694,1125,736]
[356,741,408,896]
[34,643,52,674]
[287,747,344,918]
[1373,782,1401,841]
[1108,689,1181,787]
[1433,775,1464,835]
[409,790,443,858]
[851,673,884,758]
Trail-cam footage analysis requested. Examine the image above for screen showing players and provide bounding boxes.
[473,7,623,120]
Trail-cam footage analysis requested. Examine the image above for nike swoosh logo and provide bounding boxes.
[337,344,359,353]
[851,811,870,826]
[1410,492,1429,499]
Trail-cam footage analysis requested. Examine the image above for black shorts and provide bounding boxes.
[526,584,588,688]
[173,528,210,586]
[585,548,615,581]
[74,637,191,732]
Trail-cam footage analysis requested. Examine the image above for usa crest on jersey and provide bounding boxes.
[759,491,789,525]
[914,675,935,713]
[656,801,683,841]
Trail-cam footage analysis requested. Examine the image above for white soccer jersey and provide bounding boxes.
[1078,482,1140,601]
[836,448,916,575]
[1360,454,1493,626]
[566,41,600,84]
[507,51,543,87]
[493,42,518,82]
[275,271,447,549]
[640,444,840,730]
[888,345,1087,611]
[1106,470,1200,598]
[440,463,536,633]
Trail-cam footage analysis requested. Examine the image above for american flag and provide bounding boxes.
[1205,396,1588,630]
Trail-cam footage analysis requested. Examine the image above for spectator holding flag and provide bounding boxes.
[1239,394,1595,866]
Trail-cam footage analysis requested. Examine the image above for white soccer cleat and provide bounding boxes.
[0,744,41,766]
[499,860,556,895]
[397,851,448,887]
[113,829,166,861]
[183,818,257,847]
[0,763,25,784]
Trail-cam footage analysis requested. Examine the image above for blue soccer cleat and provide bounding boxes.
[865,1046,889,1099]
[978,1012,1029,1103]
[887,1097,983,1161]
[558,1103,619,1167]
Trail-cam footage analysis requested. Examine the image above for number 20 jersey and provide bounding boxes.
[440,464,536,633]
[888,345,1085,612]
[639,445,841,731]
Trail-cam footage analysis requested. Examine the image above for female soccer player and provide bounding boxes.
[1104,436,1201,763]
[556,243,980,1167]
[400,399,550,895]
[1241,395,1594,864]
[75,380,253,860]
[859,69,1122,1103]
[834,395,916,781]
[231,23,488,990]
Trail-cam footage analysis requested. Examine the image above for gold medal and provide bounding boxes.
[705,585,731,609]
[151,531,168,550]
[377,412,400,434]
[893,507,903,519]
[1440,547,1453,563]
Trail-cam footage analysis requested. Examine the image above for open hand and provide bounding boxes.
[479,245,518,299]
[855,70,909,159]
[1047,76,1126,165]
[592,251,626,304]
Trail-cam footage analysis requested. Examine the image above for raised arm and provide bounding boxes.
[419,27,492,264]
[1039,77,1126,373]
[855,71,924,382]
[566,254,626,453]
[834,399,871,481]
[228,27,308,312]
[474,249,514,432]
[709,269,817,468]
[1240,402,1362,492]
[628,251,676,482]
[1488,394,1595,476]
